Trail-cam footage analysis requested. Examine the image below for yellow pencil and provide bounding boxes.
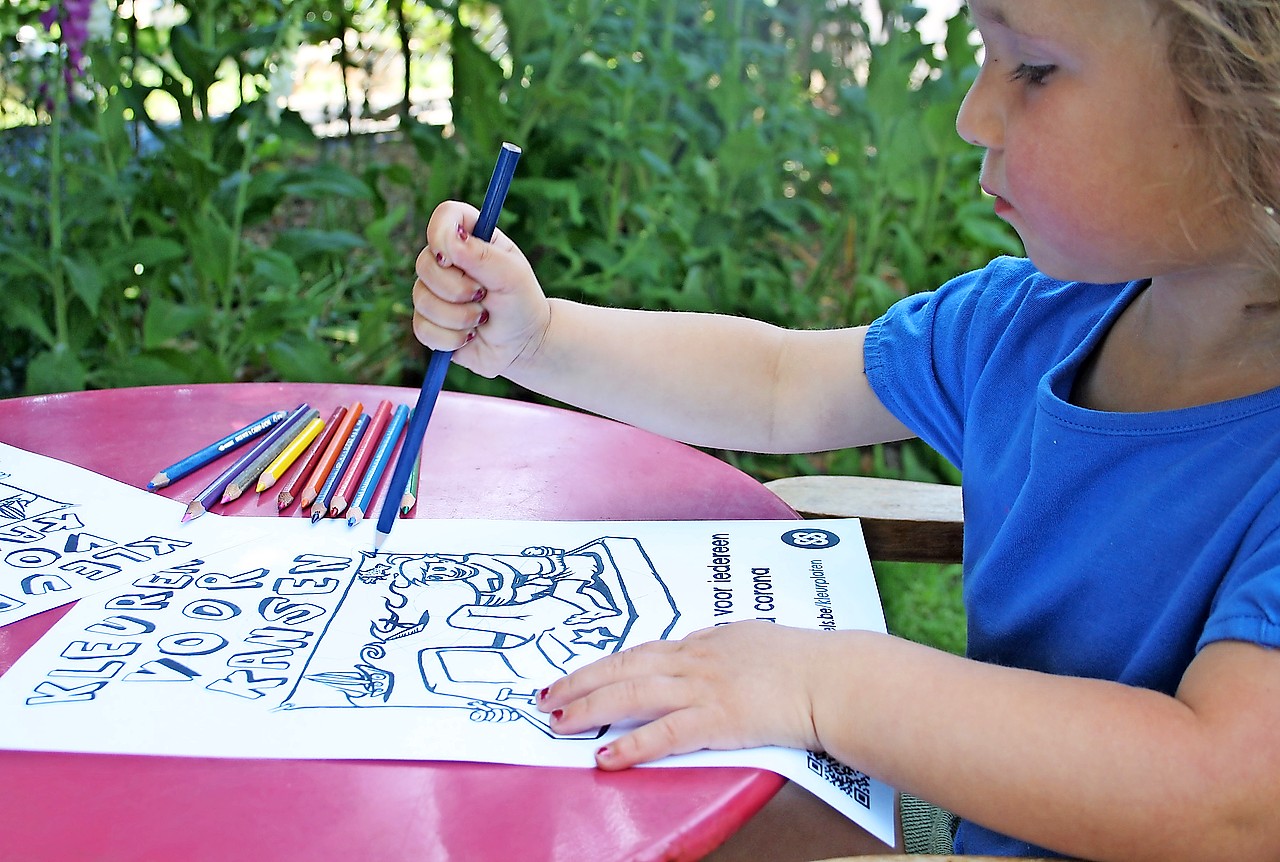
[256,416,325,493]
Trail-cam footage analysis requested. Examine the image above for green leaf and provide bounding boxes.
[0,174,41,208]
[282,165,375,201]
[24,346,86,395]
[105,237,189,274]
[0,241,54,284]
[61,255,105,314]
[272,229,367,262]
[365,204,408,260]
[7,300,56,348]
[143,296,210,349]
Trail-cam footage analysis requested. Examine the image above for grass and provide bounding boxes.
[873,560,966,655]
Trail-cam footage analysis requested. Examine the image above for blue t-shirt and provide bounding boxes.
[863,256,1280,857]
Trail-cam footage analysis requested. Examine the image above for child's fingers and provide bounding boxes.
[411,277,485,334]
[594,709,715,770]
[545,672,688,737]
[426,204,532,300]
[539,639,682,714]
[414,245,485,305]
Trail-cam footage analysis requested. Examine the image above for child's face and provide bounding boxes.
[958,0,1242,285]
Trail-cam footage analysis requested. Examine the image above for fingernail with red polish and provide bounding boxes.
[472,286,487,302]
[538,687,549,702]
[478,310,490,327]
[457,224,469,241]
[551,709,564,721]
[435,252,447,267]
[464,330,477,344]
[596,746,611,761]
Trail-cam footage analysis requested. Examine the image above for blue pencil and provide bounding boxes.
[182,404,310,522]
[311,412,371,522]
[148,410,287,490]
[374,141,522,550]
[346,403,410,526]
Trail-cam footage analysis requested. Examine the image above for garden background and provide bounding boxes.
[0,0,1025,655]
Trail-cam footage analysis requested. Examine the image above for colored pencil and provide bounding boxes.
[221,407,319,503]
[148,410,287,490]
[182,403,308,522]
[329,400,392,517]
[346,403,409,526]
[374,141,521,550]
[400,446,421,516]
[256,415,324,493]
[310,413,370,522]
[277,405,346,511]
[298,402,363,513]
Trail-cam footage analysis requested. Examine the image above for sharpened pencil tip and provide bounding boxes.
[148,472,168,491]
[373,530,387,551]
[181,503,204,523]
[310,511,322,523]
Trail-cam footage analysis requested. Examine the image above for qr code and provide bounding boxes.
[807,751,872,809]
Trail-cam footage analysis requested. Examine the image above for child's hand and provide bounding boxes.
[413,201,551,379]
[537,621,825,769]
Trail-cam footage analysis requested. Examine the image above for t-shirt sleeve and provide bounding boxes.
[863,257,1039,470]
[1199,514,1280,652]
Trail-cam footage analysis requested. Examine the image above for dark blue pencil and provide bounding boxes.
[374,141,522,550]
[311,412,371,522]
[148,410,287,490]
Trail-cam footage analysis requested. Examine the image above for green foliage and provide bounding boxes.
[0,1,423,395]
[0,0,1022,651]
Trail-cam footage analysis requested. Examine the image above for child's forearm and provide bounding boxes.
[504,298,911,453]
[813,632,1279,862]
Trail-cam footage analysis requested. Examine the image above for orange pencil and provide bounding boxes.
[329,400,392,517]
[298,401,363,512]
[277,406,346,511]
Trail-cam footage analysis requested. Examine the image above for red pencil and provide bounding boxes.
[329,400,393,517]
[277,406,345,511]
[298,401,364,512]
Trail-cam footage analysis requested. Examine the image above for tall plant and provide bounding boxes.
[0,0,420,395]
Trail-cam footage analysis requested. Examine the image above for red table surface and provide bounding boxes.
[0,382,793,862]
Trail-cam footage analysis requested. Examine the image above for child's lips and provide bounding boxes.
[982,184,1012,218]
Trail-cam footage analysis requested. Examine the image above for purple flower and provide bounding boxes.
[41,0,98,86]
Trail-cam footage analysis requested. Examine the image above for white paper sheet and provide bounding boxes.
[0,445,897,844]
[0,443,269,626]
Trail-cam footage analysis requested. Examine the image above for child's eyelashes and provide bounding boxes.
[1009,63,1057,87]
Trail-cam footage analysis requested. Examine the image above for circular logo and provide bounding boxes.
[781,528,840,549]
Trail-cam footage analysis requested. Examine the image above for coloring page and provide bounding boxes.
[0,514,894,843]
[0,443,268,627]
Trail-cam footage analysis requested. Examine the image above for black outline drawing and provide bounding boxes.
[283,537,679,740]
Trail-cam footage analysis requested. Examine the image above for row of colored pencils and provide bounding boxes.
[147,401,419,524]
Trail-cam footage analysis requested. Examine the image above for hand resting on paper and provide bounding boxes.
[535,620,839,769]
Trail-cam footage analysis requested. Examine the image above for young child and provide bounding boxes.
[408,1,1280,858]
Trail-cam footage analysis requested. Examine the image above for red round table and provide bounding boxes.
[0,383,792,862]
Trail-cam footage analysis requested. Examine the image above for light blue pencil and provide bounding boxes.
[346,403,409,526]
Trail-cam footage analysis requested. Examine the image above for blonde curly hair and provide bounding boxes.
[1157,0,1280,272]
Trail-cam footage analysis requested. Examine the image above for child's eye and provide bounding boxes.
[1009,63,1056,87]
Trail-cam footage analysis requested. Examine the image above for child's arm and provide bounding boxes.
[414,201,913,453]
[539,623,1280,862]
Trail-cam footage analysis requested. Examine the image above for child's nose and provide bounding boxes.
[955,63,1003,150]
